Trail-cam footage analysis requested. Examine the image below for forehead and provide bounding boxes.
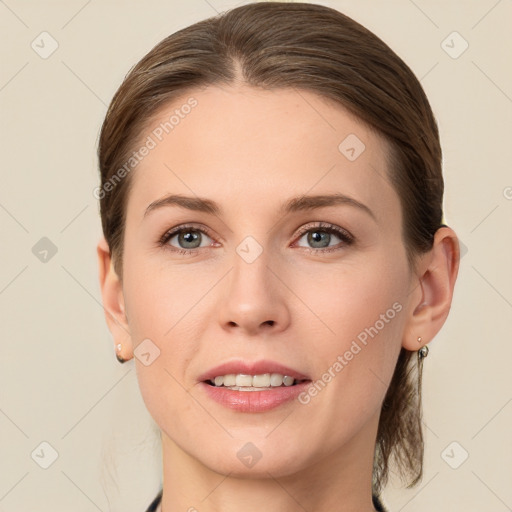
[126,84,399,223]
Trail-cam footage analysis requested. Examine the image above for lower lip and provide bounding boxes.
[199,381,311,413]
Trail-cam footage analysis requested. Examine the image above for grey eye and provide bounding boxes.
[297,229,342,249]
[168,229,212,249]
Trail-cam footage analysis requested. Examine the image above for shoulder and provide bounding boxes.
[145,491,386,512]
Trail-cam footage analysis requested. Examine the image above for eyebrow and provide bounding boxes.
[144,194,220,217]
[143,193,376,221]
[281,193,376,220]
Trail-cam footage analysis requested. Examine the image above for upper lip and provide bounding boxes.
[198,359,311,382]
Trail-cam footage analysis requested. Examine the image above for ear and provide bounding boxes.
[402,226,460,351]
[97,237,133,361]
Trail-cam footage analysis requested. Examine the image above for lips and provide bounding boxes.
[197,359,310,383]
[197,359,312,413]
[199,380,311,412]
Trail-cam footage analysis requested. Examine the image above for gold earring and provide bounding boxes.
[116,343,126,364]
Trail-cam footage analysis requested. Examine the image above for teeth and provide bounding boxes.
[210,373,299,388]
[282,376,295,386]
[236,374,253,387]
[270,373,284,386]
[252,374,270,387]
[223,374,236,386]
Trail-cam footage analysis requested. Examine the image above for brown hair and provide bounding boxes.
[98,1,443,496]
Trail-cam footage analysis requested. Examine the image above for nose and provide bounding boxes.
[217,248,291,336]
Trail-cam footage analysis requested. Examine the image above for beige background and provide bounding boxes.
[1,1,511,511]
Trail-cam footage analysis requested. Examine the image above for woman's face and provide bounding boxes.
[119,85,418,477]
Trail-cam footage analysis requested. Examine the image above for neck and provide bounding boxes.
[159,412,380,512]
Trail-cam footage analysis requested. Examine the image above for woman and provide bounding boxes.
[96,3,460,511]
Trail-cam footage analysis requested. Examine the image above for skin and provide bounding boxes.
[97,84,460,512]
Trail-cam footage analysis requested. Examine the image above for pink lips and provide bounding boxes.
[197,359,312,413]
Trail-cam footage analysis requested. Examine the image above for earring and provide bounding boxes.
[418,338,429,360]
[116,343,126,364]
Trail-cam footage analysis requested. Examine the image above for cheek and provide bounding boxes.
[122,246,204,337]
[121,247,219,416]
[122,265,199,431]
[292,253,407,342]
[292,254,407,402]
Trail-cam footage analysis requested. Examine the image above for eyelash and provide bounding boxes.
[158,224,219,256]
[158,222,355,256]
[294,222,354,253]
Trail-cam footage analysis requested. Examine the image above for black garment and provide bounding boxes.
[145,489,389,511]
[145,489,162,512]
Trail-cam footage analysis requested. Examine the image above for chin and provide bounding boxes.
[205,452,307,480]
[189,434,312,479]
